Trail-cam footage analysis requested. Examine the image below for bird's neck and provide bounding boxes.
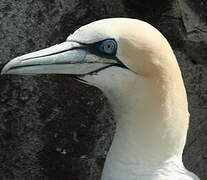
[101,74,189,180]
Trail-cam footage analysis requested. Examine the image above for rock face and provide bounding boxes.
[0,0,206,179]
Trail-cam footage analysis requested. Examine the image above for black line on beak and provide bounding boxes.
[70,75,88,83]
[22,46,86,62]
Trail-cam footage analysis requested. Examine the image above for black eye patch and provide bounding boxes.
[97,39,117,56]
[67,39,128,70]
[78,39,118,59]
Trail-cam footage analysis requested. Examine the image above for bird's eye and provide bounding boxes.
[99,39,117,55]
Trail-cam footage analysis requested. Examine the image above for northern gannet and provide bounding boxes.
[1,18,200,180]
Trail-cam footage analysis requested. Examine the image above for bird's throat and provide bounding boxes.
[101,75,189,180]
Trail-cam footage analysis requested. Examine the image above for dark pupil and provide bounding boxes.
[107,44,111,48]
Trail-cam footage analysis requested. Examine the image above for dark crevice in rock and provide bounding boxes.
[122,0,173,24]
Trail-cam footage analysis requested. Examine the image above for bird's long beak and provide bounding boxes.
[1,41,118,76]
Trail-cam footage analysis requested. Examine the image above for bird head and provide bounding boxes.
[1,18,179,87]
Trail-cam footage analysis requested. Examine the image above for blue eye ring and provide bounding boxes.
[99,39,117,55]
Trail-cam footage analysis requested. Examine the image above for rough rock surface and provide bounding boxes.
[0,0,206,179]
